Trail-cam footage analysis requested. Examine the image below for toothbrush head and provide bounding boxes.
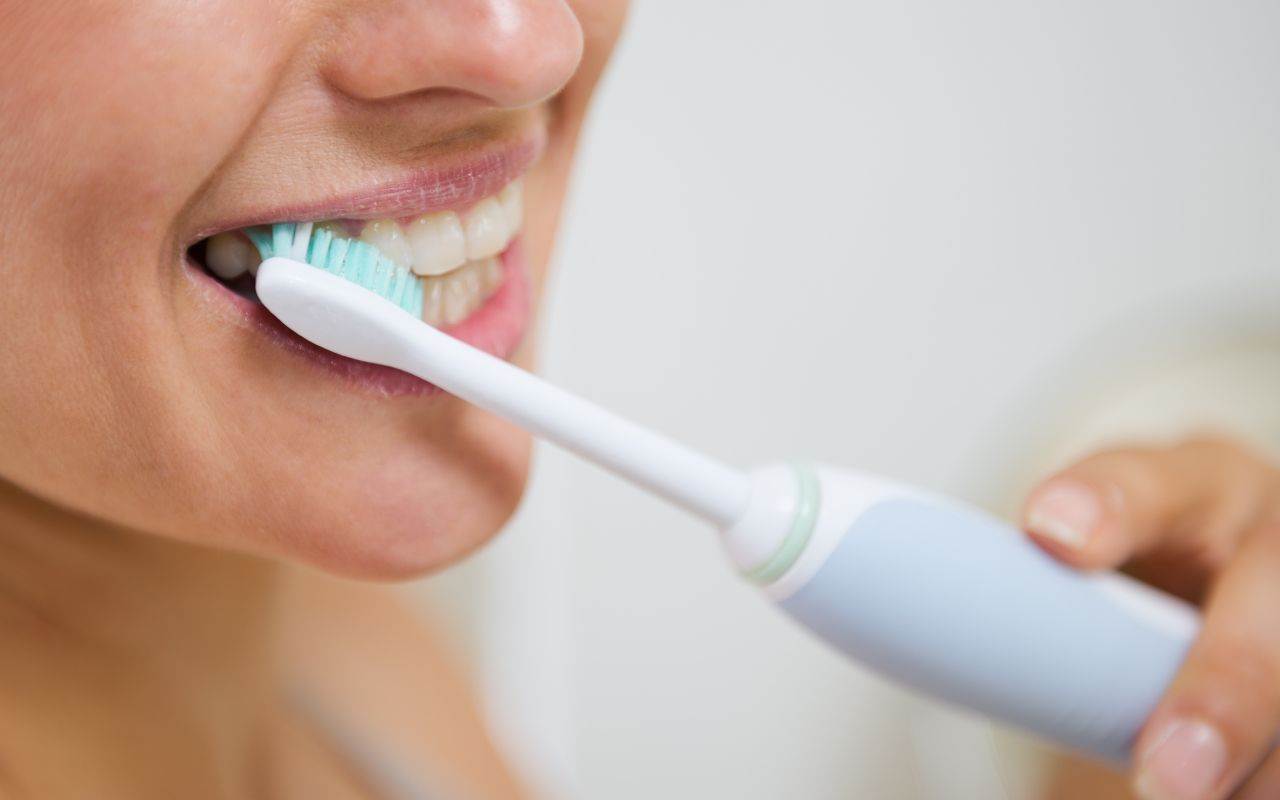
[246,222,424,318]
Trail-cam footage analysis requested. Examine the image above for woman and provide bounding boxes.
[0,2,1275,798]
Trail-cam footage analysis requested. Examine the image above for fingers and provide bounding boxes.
[1021,438,1273,573]
[1021,437,1280,798]
[1237,749,1280,800]
[1131,525,1280,800]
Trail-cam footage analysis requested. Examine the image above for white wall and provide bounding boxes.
[421,2,1280,797]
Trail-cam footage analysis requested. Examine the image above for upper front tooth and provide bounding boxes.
[358,220,413,269]
[499,179,523,232]
[406,212,467,276]
[461,197,510,260]
[316,221,351,239]
[205,232,261,280]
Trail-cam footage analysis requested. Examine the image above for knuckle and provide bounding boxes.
[1176,522,1240,575]
[1196,637,1280,716]
[1186,535,1237,575]
[1257,516,1280,545]
[1181,436,1276,484]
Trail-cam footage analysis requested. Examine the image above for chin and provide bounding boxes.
[244,410,533,581]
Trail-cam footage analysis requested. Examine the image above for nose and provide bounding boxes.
[325,0,584,109]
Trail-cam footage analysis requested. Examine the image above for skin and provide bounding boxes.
[0,3,1274,799]
[0,0,623,579]
[0,0,626,797]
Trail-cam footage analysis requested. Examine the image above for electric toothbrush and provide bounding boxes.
[251,226,1199,764]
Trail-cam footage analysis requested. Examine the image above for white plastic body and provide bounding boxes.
[258,258,1201,763]
[769,466,1199,763]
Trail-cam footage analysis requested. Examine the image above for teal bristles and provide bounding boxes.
[248,222,424,318]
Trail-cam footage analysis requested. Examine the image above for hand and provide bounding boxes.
[1022,437,1280,800]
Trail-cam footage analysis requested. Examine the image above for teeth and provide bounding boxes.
[205,232,261,280]
[208,180,520,326]
[461,197,510,260]
[405,212,467,276]
[419,257,504,328]
[442,269,477,325]
[348,179,522,275]
[477,256,503,292]
[316,220,350,237]
[422,276,447,327]
[358,220,412,269]
[499,179,523,231]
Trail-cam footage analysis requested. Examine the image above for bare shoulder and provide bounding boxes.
[277,569,526,800]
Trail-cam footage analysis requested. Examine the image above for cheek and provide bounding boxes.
[568,0,630,86]
[572,0,631,48]
[2,2,288,224]
[0,2,298,549]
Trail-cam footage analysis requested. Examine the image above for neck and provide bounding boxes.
[0,477,283,795]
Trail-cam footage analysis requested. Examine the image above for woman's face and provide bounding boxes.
[0,1,626,577]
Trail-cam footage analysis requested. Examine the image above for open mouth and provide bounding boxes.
[185,134,540,395]
[189,178,523,329]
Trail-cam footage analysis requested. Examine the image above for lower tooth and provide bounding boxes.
[442,271,477,325]
[422,278,446,327]
[477,257,503,293]
[420,258,505,328]
[441,288,469,326]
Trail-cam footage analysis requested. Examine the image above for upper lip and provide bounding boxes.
[189,130,542,242]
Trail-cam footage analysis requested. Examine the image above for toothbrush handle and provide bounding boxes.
[256,259,1194,760]
[774,474,1198,762]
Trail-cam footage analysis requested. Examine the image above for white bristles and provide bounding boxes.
[291,221,314,261]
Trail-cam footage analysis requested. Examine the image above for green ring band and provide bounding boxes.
[744,463,821,585]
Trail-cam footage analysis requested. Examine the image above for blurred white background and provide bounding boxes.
[416,1,1280,797]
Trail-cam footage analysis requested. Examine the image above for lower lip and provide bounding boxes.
[192,240,531,397]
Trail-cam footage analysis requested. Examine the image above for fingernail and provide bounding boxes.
[1133,718,1228,800]
[1026,481,1101,548]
